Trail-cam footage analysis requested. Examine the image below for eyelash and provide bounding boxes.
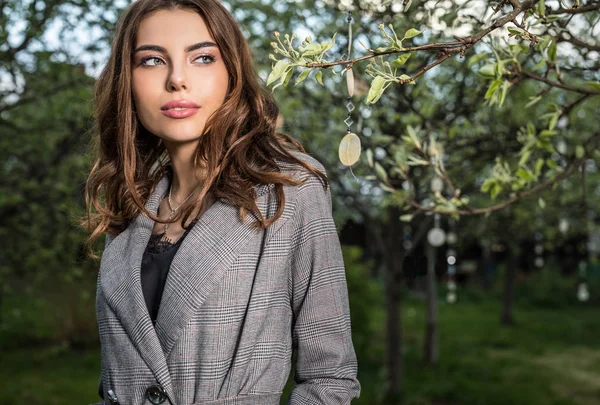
[139,54,216,67]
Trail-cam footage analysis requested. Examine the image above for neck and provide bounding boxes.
[163,140,207,203]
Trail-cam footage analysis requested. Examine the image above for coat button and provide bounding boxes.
[107,389,120,405]
[145,384,167,404]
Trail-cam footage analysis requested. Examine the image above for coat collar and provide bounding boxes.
[99,173,297,400]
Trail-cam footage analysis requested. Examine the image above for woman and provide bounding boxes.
[84,0,360,404]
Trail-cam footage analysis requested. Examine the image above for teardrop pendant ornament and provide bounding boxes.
[339,132,361,166]
[346,67,355,97]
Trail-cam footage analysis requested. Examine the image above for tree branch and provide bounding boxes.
[557,31,600,52]
[302,0,539,69]
[406,131,600,216]
[547,3,600,15]
[519,70,600,95]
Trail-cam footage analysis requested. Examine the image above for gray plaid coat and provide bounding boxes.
[92,154,361,405]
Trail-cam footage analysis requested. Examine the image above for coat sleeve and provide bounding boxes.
[287,169,361,404]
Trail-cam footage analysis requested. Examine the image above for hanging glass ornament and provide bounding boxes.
[446,231,457,245]
[577,283,590,302]
[428,228,446,247]
[428,214,446,247]
[430,177,444,193]
[446,219,458,304]
[339,133,361,166]
[534,231,544,269]
[338,10,361,168]
[446,279,457,304]
[559,218,569,234]
[577,261,590,302]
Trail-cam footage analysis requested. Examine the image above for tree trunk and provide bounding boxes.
[424,243,439,365]
[500,247,518,326]
[481,244,492,291]
[383,205,404,403]
[384,268,403,402]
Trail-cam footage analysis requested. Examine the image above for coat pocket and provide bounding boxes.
[192,392,281,404]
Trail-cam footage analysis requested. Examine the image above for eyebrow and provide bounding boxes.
[133,41,219,54]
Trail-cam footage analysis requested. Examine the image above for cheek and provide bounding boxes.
[203,68,230,105]
[132,73,155,111]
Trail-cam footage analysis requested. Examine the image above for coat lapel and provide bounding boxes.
[154,183,270,357]
[100,174,174,397]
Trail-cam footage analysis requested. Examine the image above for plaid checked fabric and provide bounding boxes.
[92,153,361,405]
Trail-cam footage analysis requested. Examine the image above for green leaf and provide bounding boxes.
[537,0,545,16]
[576,145,585,159]
[282,67,293,87]
[508,27,525,36]
[299,43,323,56]
[315,70,324,86]
[267,60,289,86]
[400,214,413,222]
[537,139,555,153]
[490,183,502,199]
[320,32,337,54]
[533,59,547,71]
[517,168,535,180]
[407,156,429,166]
[478,64,496,78]
[499,81,509,107]
[535,158,545,175]
[367,76,387,104]
[546,158,557,169]
[538,197,546,209]
[525,95,542,108]
[519,149,532,167]
[586,81,600,91]
[380,182,396,193]
[548,40,557,62]
[485,79,502,100]
[366,148,374,168]
[403,28,422,39]
[481,178,495,193]
[468,53,488,67]
[406,125,421,149]
[374,162,389,182]
[549,113,558,130]
[391,53,411,68]
[537,36,551,52]
[294,68,311,86]
[540,129,557,137]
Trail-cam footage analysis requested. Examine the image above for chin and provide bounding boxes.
[154,123,206,144]
[161,132,204,144]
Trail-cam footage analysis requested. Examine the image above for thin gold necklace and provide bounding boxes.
[164,183,200,233]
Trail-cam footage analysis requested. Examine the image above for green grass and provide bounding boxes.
[1,274,599,404]
[391,298,600,405]
[0,345,102,405]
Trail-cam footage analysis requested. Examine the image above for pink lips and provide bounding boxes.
[160,100,200,119]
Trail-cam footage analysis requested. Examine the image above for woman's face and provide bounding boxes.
[132,8,229,145]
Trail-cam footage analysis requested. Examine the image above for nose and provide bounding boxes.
[167,62,188,92]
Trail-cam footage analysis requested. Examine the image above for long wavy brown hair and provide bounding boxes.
[83,0,327,258]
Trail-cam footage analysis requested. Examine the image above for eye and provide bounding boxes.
[194,55,216,65]
[140,56,165,66]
